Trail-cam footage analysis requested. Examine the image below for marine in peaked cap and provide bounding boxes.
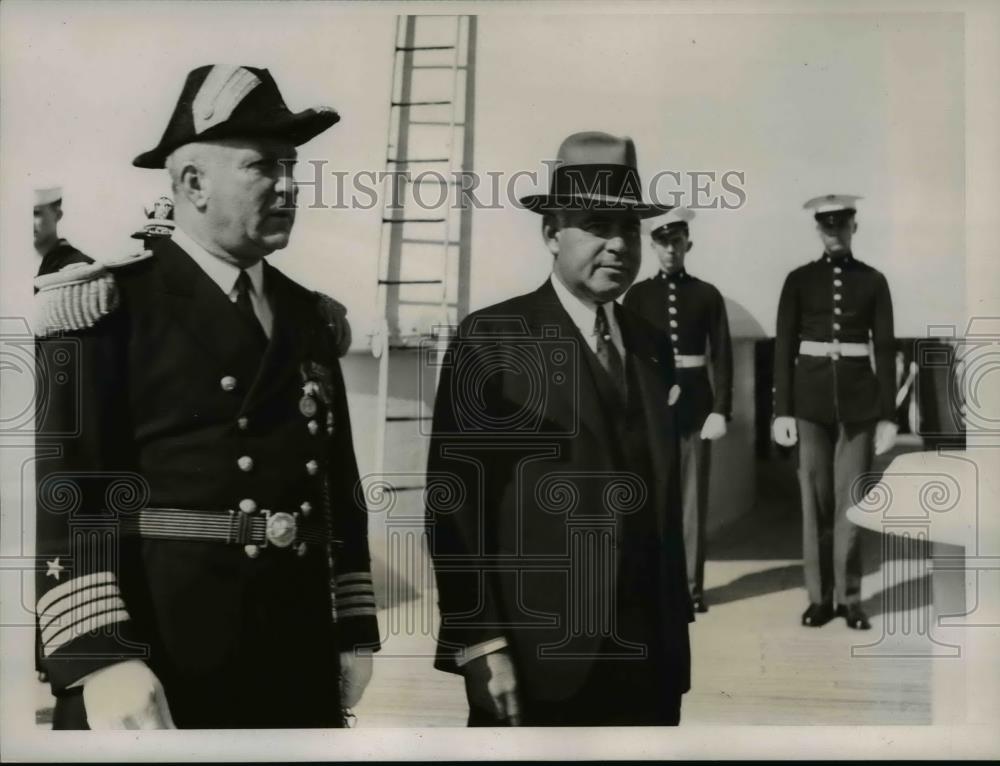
[624,207,733,613]
[34,65,373,730]
[772,194,897,631]
[427,132,692,726]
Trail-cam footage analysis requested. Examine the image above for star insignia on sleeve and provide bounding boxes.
[45,558,65,580]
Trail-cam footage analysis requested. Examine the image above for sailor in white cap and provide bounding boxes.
[624,207,733,613]
[33,186,93,280]
[772,194,897,631]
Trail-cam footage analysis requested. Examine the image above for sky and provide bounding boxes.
[1,2,966,343]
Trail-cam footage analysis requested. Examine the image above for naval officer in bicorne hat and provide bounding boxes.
[33,186,93,281]
[33,64,377,729]
[624,207,733,612]
[772,194,897,631]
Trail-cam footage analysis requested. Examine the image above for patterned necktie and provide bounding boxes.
[594,304,627,403]
[235,269,268,349]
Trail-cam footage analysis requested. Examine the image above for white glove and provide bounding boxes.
[700,413,727,441]
[339,649,374,708]
[82,660,175,729]
[464,649,521,725]
[772,416,798,447]
[874,419,898,456]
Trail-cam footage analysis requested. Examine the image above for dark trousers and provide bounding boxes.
[679,430,711,599]
[795,418,875,606]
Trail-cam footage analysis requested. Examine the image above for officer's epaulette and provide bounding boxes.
[33,250,153,337]
[314,291,352,357]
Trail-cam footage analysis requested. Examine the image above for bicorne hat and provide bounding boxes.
[133,65,339,169]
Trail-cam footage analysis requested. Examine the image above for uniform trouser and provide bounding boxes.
[679,430,711,599]
[795,418,875,606]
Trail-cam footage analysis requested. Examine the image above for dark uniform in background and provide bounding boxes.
[773,194,896,630]
[624,208,733,610]
[33,186,93,283]
[32,65,377,729]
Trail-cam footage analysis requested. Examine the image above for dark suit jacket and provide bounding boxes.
[773,254,895,425]
[34,237,378,725]
[426,280,692,703]
[624,270,733,434]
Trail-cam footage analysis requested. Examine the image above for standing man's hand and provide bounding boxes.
[700,413,727,441]
[874,419,898,456]
[464,649,520,725]
[772,416,798,447]
[82,659,175,729]
[339,649,373,708]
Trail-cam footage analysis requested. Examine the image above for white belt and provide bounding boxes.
[799,340,869,358]
[675,354,706,368]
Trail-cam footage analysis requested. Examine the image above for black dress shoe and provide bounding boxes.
[692,597,708,613]
[801,603,835,627]
[837,604,871,630]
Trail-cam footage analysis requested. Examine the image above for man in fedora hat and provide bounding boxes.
[33,185,93,281]
[426,131,692,726]
[34,65,377,729]
[624,207,733,613]
[772,194,897,631]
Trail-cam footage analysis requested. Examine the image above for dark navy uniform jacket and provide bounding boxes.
[773,252,896,425]
[34,237,378,724]
[624,269,733,435]
[36,240,92,281]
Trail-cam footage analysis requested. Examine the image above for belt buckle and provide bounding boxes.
[263,510,298,548]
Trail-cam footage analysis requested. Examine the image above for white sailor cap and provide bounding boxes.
[651,206,695,238]
[34,186,63,207]
[803,194,862,222]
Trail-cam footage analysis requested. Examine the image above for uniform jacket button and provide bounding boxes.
[238,456,254,472]
[300,501,313,516]
[668,307,677,314]
[834,279,843,286]
[244,544,260,559]
[220,376,238,392]
[669,320,678,328]
[834,293,842,301]
[670,334,679,342]
[237,416,249,431]
[239,498,258,514]
[834,307,842,315]
[296,542,308,557]
[833,322,841,331]
[306,459,319,476]
[307,420,319,435]
[668,294,676,302]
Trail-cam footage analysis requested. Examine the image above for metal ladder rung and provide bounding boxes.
[408,176,462,185]
[408,121,466,127]
[392,100,453,107]
[387,157,450,164]
[396,45,456,51]
[382,217,446,224]
[402,238,461,245]
[397,299,457,307]
[385,415,434,422]
[378,279,444,285]
[411,65,468,70]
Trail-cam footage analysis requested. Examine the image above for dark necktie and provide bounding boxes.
[235,269,268,349]
[594,304,627,403]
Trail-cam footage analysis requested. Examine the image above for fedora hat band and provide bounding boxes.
[548,163,645,204]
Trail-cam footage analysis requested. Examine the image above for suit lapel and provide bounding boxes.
[617,304,672,539]
[154,238,264,387]
[528,281,610,447]
[240,263,316,416]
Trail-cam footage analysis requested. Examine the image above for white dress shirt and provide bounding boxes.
[549,272,625,357]
[170,228,274,339]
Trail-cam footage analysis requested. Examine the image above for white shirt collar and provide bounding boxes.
[171,227,264,298]
[549,272,622,354]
